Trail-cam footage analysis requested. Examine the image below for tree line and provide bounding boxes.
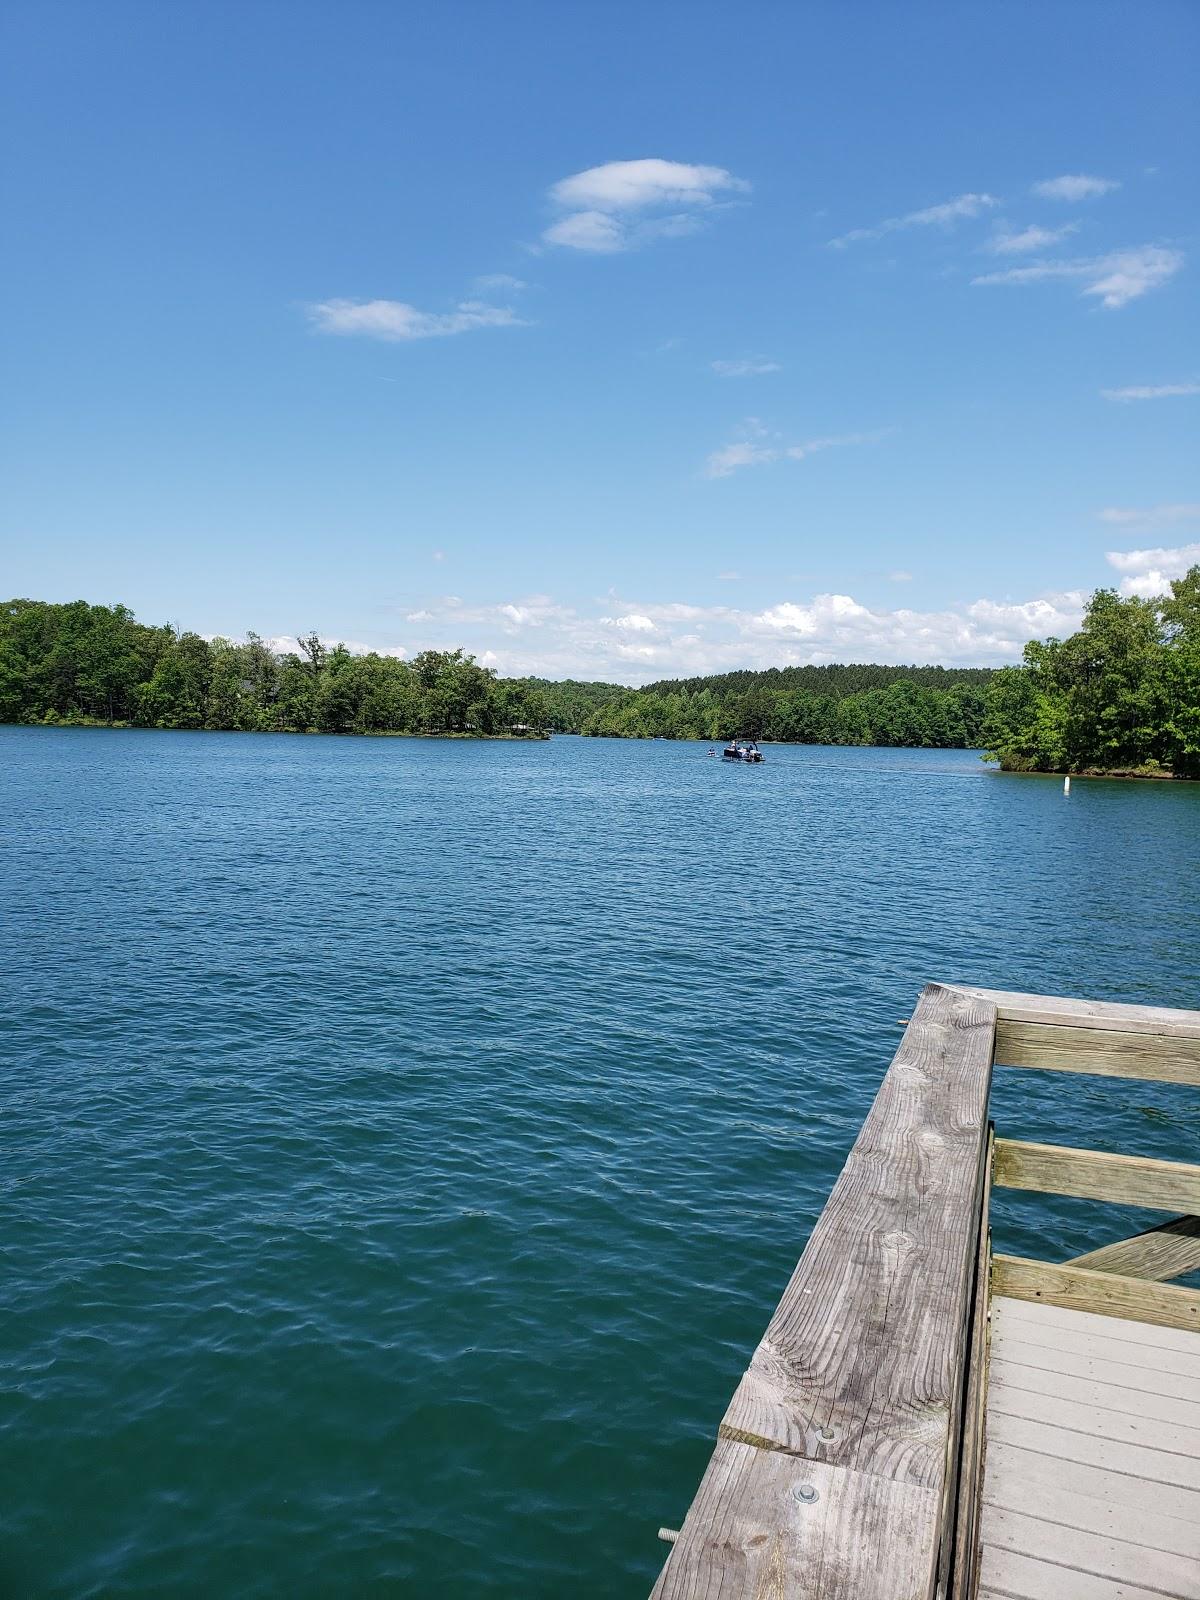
[580,664,992,745]
[0,600,555,736]
[982,565,1200,778]
[5,573,1197,771]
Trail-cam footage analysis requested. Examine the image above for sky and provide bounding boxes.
[2,1,1198,684]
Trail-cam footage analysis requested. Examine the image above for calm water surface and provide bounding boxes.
[2,728,1198,1597]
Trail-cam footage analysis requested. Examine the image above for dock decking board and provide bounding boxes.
[978,1296,1200,1600]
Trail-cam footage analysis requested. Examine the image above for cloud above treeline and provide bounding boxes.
[359,584,1092,684]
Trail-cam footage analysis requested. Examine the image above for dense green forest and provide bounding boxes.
[982,565,1200,778]
[0,600,556,736]
[581,663,992,745]
[4,574,1197,771]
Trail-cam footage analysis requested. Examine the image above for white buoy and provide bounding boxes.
[1064,775,1071,794]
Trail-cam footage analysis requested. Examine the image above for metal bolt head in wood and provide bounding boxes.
[793,1483,819,1503]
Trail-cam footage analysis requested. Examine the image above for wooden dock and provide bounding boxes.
[650,983,1200,1599]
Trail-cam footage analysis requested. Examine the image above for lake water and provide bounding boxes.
[2,727,1197,1597]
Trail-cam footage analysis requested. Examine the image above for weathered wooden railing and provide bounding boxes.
[650,982,1200,1599]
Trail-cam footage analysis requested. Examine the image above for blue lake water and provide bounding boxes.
[2,727,1198,1597]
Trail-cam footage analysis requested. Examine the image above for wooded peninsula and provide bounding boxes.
[3,565,1197,775]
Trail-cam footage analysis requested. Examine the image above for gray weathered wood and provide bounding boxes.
[947,984,1200,1081]
[949,1128,991,1600]
[988,1358,1200,1429]
[651,983,996,1598]
[993,1255,1200,1333]
[651,1441,938,1600]
[981,1506,1200,1598]
[986,1407,1200,1488]
[1068,1215,1200,1281]
[982,1439,1200,1556]
[995,1018,1200,1084]
[995,1290,1200,1354]
[947,985,1200,1038]
[993,1138,1200,1214]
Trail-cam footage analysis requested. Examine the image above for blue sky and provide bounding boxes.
[2,1,1197,682]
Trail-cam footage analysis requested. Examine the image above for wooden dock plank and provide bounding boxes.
[649,1440,937,1600]
[988,1357,1200,1429]
[992,1255,1200,1333]
[978,1543,1190,1600]
[981,1300,1200,1599]
[987,1371,1200,1456]
[947,985,1200,1038]
[995,1019,1200,1084]
[986,1408,1200,1488]
[996,1289,1200,1354]
[981,1506,1200,1598]
[717,984,995,1485]
[650,983,995,1597]
[993,1139,1200,1214]
[988,1330,1200,1395]
[981,1441,1200,1558]
[1068,1215,1200,1281]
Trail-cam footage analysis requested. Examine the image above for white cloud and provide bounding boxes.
[600,613,657,633]
[711,358,782,377]
[308,297,525,340]
[985,222,1079,254]
[381,582,1096,682]
[261,634,407,659]
[1105,542,1200,597]
[550,158,747,213]
[972,245,1183,308]
[1032,174,1119,201]
[542,210,626,253]
[544,158,748,252]
[889,570,913,583]
[1101,381,1200,402]
[1099,504,1200,527]
[829,191,999,247]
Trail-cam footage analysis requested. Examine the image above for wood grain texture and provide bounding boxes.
[1068,1215,1200,1281]
[650,1440,938,1600]
[993,1256,1200,1333]
[650,984,996,1598]
[993,1138,1200,1214]
[946,985,1200,1038]
[995,1018,1200,1084]
[978,1543,1189,1600]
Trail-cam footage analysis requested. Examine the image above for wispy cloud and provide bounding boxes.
[1099,504,1200,527]
[972,245,1183,308]
[1106,541,1200,597]
[1101,381,1200,402]
[985,222,1079,255]
[704,421,888,478]
[711,358,782,377]
[829,191,999,248]
[308,297,526,341]
[1032,174,1119,201]
[473,273,528,292]
[543,158,749,253]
